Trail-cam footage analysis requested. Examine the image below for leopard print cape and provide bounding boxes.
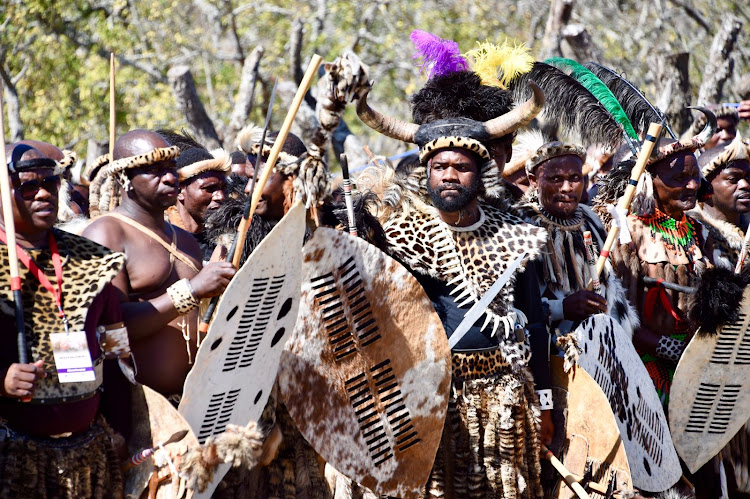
[0,229,125,402]
[382,201,546,369]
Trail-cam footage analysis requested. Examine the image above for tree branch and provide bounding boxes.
[0,63,24,142]
[167,65,222,150]
[227,45,264,142]
[697,15,744,105]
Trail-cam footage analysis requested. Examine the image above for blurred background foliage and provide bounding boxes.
[1,0,748,159]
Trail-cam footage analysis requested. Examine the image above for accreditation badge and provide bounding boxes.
[50,331,96,383]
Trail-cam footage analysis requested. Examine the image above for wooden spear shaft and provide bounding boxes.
[231,54,322,268]
[541,445,591,499]
[108,53,117,211]
[594,122,663,277]
[0,93,28,363]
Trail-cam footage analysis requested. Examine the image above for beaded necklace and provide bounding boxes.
[638,207,696,254]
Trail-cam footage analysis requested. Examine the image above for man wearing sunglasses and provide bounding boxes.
[0,144,130,496]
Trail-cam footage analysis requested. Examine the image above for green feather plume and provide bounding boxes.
[545,57,639,141]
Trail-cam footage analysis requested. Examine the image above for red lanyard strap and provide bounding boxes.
[0,228,65,321]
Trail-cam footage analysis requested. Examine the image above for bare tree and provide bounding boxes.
[226,45,264,144]
[0,54,25,142]
[656,52,692,135]
[697,15,744,105]
[168,65,222,150]
[539,0,575,60]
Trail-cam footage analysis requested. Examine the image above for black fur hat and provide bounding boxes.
[411,71,514,125]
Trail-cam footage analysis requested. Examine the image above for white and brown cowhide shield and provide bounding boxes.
[125,384,199,499]
[575,314,681,492]
[278,228,451,498]
[670,288,750,473]
[547,356,632,498]
[178,201,305,497]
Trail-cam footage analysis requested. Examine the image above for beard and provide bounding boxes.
[427,178,481,213]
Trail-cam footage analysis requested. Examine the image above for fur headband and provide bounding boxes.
[699,136,750,180]
[525,141,586,174]
[178,148,232,182]
[105,146,181,176]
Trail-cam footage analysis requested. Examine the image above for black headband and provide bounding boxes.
[7,145,57,173]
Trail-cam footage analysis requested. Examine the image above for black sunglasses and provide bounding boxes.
[13,175,61,200]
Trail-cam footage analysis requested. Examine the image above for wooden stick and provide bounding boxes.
[0,93,28,364]
[232,54,322,267]
[541,445,591,499]
[595,122,663,277]
[108,53,117,211]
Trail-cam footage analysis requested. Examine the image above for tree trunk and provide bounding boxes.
[0,66,24,142]
[289,18,304,85]
[539,0,575,60]
[737,73,750,101]
[226,45,264,144]
[696,15,743,105]
[167,65,222,150]
[560,24,602,63]
[656,52,692,135]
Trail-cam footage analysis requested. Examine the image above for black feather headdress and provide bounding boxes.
[508,62,624,151]
[584,63,676,139]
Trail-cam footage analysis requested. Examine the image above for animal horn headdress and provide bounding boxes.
[356,81,544,162]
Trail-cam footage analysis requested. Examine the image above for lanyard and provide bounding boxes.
[0,228,69,332]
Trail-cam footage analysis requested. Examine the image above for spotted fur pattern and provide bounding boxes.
[383,203,546,368]
[0,230,125,400]
[418,136,490,162]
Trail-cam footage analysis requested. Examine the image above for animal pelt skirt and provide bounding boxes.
[422,350,544,499]
[0,415,123,499]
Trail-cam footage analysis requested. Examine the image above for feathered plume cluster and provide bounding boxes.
[508,62,625,151]
[410,30,468,79]
[464,40,534,89]
[584,63,669,137]
[545,57,639,145]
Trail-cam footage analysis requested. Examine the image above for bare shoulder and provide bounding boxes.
[81,215,126,252]
[172,225,202,262]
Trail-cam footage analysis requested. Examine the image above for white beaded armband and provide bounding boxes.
[167,278,199,315]
[536,388,553,410]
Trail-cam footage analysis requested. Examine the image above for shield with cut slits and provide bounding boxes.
[671,288,750,473]
[574,314,681,492]
[279,228,451,498]
[178,201,306,497]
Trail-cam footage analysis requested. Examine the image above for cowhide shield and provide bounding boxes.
[574,314,681,492]
[278,228,451,498]
[671,288,750,473]
[547,356,632,498]
[125,384,199,499]
[178,201,305,497]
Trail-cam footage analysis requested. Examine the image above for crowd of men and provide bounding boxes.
[2,37,750,499]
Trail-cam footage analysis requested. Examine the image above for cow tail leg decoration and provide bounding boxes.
[524,370,544,498]
[466,386,483,499]
[180,422,264,493]
[483,394,501,492]
[457,385,471,496]
[555,332,581,373]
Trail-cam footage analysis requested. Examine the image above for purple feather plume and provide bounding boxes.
[410,30,468,79]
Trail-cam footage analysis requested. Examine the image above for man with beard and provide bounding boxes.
[356,65,551,496]
[0,145,127,496]
[165,147,230,263]
[515,139,638,338]
[82,130,235,399]
[688,137,750,270]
